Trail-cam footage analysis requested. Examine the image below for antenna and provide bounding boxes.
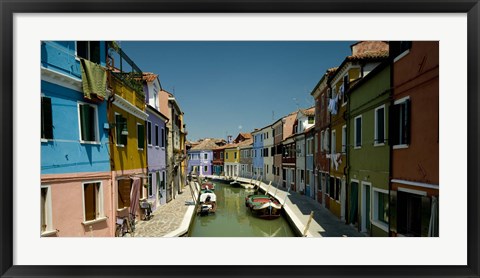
[293,98,299,110]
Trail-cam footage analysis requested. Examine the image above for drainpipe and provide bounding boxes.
[344,89,351,227]
[106,86,116,237]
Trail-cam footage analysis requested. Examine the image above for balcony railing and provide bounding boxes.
[106,41,144,98]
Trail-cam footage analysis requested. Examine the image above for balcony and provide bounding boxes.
[106,42,145,110]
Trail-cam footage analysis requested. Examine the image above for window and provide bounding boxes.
[325,129,330,152]
[161,128,165,147]
[335,178,341,201]
[342,74,349,104]
[234,152,237,160]
[226,152,229,159]
[373,188,389,231]
[266,165,269,174]
[115,113,127,146]
[301,170,305,183]
[117,179,132,209]
[329,176,334,197]
[331,130,336,154]
[204,166,208,173]
[396,190,432,236]
[220,152,224,159]
[147,122,152,146]
[204,153,208,160]
[41,96,53,140]
[375,106,386,145]
[161,171,166,190]
[354,115,362,148]
[79,103,99,143]
[76,41,100,64]
[41,186,53,234]
[155,125,159,147]
[83,182,103,222]
[148,173,153,197]
[307,138,314,155]
[391,99,410,146]
[308,116,314,124]
[342,125,347,153]
[137,123,145,149]
[320,131,324,152]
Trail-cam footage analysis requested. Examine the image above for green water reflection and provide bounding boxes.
[188,181,296,237]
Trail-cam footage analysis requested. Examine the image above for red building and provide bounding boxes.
[389,41,439,237]
[311,68,337,207]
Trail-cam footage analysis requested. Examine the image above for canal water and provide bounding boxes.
[188,180,296,237]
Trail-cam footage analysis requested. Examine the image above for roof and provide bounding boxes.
[305,126,315,133]
[191,138,226,150]
[310,67,338,97]
[346,50,389,61]
[239,133,252,140]
[237,138,253,148]
[300,107,315,117]
[142,72,158,82]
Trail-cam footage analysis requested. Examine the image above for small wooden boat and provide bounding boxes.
[245,194,282,220]
[197,191,217,216]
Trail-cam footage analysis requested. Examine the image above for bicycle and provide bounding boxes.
[115,212,136,237]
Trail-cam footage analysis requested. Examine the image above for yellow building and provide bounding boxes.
[224,144,240,177]
[106,43,149,228]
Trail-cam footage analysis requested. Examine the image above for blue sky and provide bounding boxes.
[120,41,356,141]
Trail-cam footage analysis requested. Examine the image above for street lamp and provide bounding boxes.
[105,121,129,136]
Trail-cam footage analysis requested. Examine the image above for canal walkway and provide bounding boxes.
[133,184,197,237]
[132,176,365,237]
[208,175,365,237]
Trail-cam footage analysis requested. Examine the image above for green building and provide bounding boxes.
[347,62,391,237]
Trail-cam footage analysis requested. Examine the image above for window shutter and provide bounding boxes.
[80,104,92,141]
[138,124,145,149]
[84,183,96,221]
[155,125,159,146]
[115,114,122,144]
[377,108,385,143]
[404,99,411,145]
[41,97,53,139]
[147,122,152,145]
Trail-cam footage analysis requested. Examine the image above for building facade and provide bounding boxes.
[389,41,439,237]
[41,41,112,237]
[328,41,389,220]
[348,62,391,236]
[143,73,168,208]
[251,129,264,179]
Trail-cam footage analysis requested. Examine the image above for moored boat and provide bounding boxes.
[200,181,215,191]
[245,194,282,220]
[197,191,217,216]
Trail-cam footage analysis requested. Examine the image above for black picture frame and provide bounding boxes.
[1,1,479,277]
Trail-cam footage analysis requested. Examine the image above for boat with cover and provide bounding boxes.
[200,181,215,191]
[197,191,217,216]
[245,194,282,220]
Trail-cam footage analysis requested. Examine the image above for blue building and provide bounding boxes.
[41,41,113,237]
[251,128,265,180]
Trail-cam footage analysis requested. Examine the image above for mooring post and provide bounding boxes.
[303,211,314,237]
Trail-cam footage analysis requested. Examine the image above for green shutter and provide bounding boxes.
[80,104,92,141]
[41,97,53,139]
[138,124,145,149]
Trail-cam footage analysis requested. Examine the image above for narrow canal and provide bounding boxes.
[188,180,296,237]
